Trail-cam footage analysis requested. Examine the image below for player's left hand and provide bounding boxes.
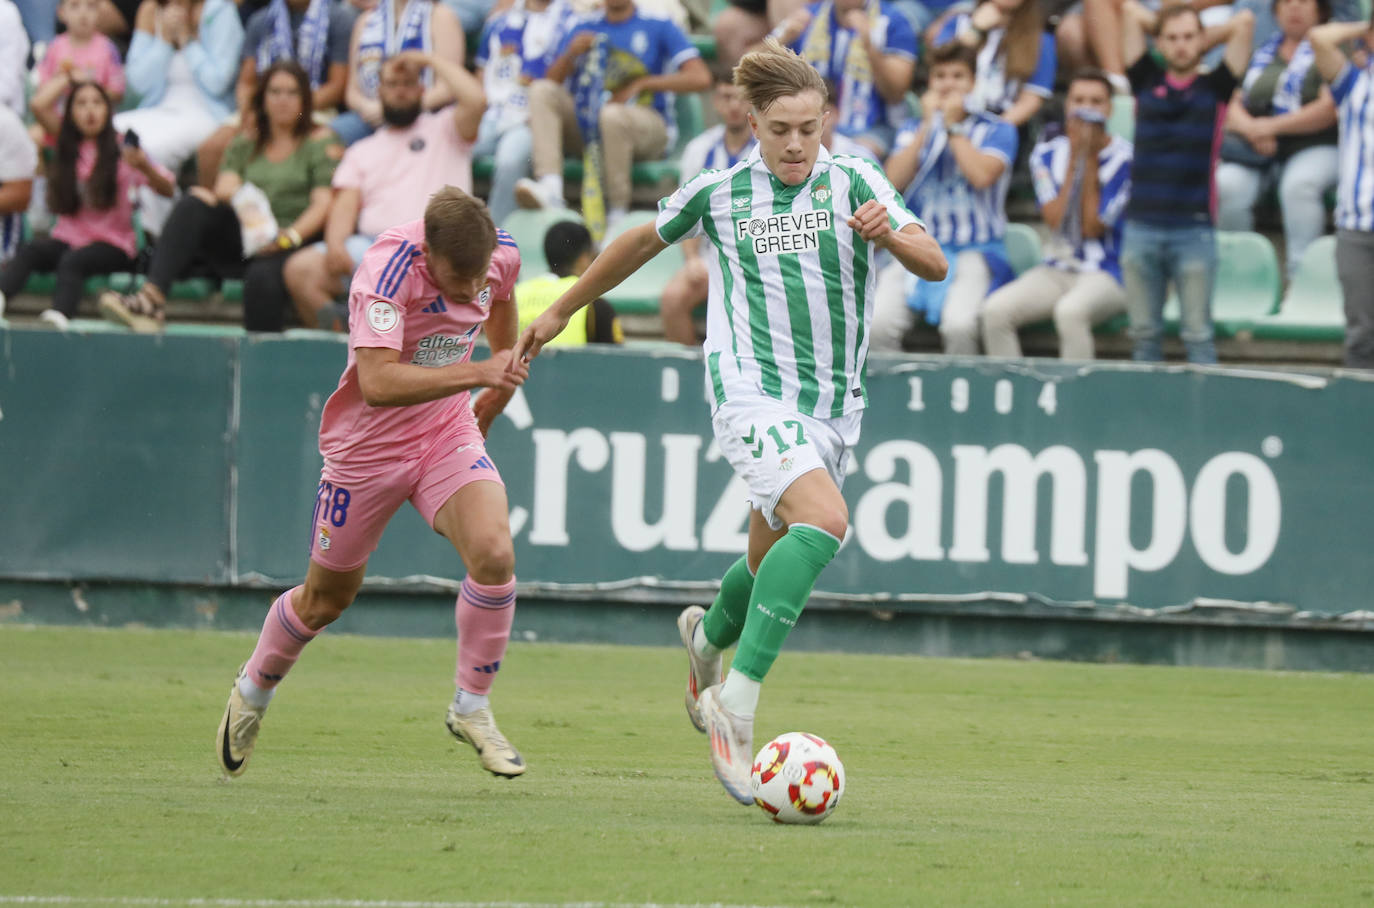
[472,386,514,438]
[847,200,893,246]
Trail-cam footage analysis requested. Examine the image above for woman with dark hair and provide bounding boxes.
[935,0,1057,126]
[1217,0,1338,280]
[0,81,174,329]
[100,60,341,332]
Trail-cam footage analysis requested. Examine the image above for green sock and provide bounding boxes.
[701,556,755,650]
[731,524,840,682]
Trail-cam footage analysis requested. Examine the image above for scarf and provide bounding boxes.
[1242,34,1317,117]
[357,0,433,97]
[258,0,332,90]
[574,31,609,241]
[800,0,881,130]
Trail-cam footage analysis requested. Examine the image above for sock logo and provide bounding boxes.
[473,660,501,674]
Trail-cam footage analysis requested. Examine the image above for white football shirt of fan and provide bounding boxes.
[655,144,921,419]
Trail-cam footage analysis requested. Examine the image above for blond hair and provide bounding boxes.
[733,38,827,115]
[424,186,496,276]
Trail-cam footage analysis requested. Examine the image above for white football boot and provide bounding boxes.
[677,605,722,733]
[698,685,754,805]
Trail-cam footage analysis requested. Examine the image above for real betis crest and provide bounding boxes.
[811,184,831,204]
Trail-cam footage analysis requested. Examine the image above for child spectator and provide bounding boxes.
[99,61,338,332]
[0,82,174,328]
[934,0,1055,127]
[30,0,126,136]
[871,43,1017,353]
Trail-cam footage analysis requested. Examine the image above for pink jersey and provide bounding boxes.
[318,219,521,463]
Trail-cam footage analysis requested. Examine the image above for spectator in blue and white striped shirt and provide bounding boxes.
[982,70,1133,360]
[660,67,756,345]
[1312,16,1374,367]
[871,43,1016,354]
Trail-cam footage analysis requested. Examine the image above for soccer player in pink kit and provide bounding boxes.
[216,187,531,779]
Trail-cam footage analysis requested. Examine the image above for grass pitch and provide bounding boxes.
[1,624,1372,907]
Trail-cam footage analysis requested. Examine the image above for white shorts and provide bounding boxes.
[712,396,862,530]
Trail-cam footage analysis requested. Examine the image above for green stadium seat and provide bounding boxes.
[1162,230,1281,337]
[599,210,682,315]
[1251,235,1344,343]
[1107,96,1134,143]
[500,208,585,278]
[21,274,112,296]
[689,33,717,61]
[1003,222,1042,276]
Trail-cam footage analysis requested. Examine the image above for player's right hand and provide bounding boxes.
[510,311,569,369]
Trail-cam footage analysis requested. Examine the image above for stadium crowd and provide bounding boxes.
[0,0,1372,365]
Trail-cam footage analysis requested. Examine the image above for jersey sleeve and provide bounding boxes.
[848,156,921,232]
[655,171,719,243]
[978,118,1018,164]
[1331,61,1359,105]
[1207,62,1240,101]
[491,230,522,300]
[347,233,418,351]
[659,18,700,72]
[1029,137,1060,207]
[1098,144,1133,227]
[881,8,917,61]
[473,18,497,67]
[1025,33,1056,98]
[1127,52,1161,94]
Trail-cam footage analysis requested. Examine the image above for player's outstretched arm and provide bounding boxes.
[356,346,528,408]
[847,201,947,281]
[512,222,668,366]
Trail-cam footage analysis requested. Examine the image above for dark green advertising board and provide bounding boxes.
[2,329,1372,615]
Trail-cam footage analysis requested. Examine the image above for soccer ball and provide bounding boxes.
[750,732,845,824]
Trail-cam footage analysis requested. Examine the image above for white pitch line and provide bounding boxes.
[0,898,785,908]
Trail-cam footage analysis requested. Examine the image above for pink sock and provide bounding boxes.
[245,587,319,690]
[455,577,516,695]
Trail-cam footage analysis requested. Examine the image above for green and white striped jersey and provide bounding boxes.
[655,144,922,419]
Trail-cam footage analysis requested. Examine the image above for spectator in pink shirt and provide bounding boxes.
[282,50,484,329]
[29,0,126,138]
[0,82,173,328]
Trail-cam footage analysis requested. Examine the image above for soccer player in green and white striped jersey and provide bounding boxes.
[513,39,946,805]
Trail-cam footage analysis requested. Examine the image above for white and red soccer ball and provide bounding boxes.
[750,732,845,824]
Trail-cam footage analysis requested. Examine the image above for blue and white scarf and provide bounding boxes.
[257,0,332,89]
[1243,34,1317,116]
[357,0,433,97]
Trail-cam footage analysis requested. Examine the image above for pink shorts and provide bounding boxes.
[308,422,504,572]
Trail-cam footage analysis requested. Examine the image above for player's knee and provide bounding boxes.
[295,585,352,629]
[467,538,515,585]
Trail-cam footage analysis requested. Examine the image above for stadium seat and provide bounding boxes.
[1003,222,1042,276]
[599,210,683,315]
[1251,235,1345,343]
[689,33,717,61]
[1107,96,1134,143]
[1162,230,1281,337]
[500,208,586,278]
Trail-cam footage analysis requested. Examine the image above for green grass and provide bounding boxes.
[2,625,1373,907]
